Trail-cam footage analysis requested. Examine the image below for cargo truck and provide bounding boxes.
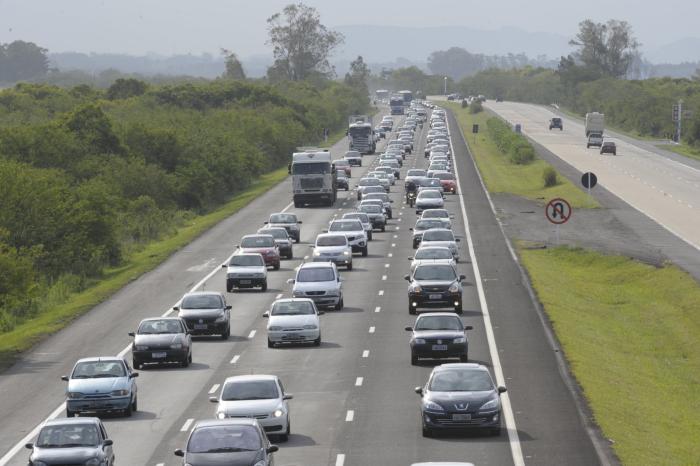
[289,149,337,207]
[390,95,404,115]
[348,115,376,155]
[585,112,605,136]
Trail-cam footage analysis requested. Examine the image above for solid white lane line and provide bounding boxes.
[362,350,370,358]
[230,355,240,364]
[180,418,194,432]
[374,306,381,313]
[378,290,384,296]
[248,330,256,339]
[369,326,375,333]
[275,293,283,299]
[345,410,355,422]
[335,454,346,466]
[355,377,364,386]
[208,384,220,395]
[449,115,525,466]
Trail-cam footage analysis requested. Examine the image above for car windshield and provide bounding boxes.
[429,370,494,392]
[317,235,347,247]
[241,236,274,248]
[222,380,279,401]
[423,230,455,241]
[269,214,296,224]
[291,162,330,175]
[413,265,457,281]
[415,315,464,331]
[181,294,223,309]
[415,220,444,230]
[138,319,183,334]
[297,268,335,282]
[230,255,264,267]
[361,205,382,214]
[415,248,453,260]
[36,424,100,448]
[72,360,126,379]
[359,178,381,186]
[423,210,449,218]
[365,194,388,202]
[187,425,261,453]
[433,173,455,180]
[329,221,361,232]
[271,301,315,316]
[344,213,369,223]
[419,191,441,199]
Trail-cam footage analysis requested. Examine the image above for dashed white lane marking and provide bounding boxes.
[362,350,370,358]
[275,293,283,299]
[391,243,396,247]
[335,454,346,466]
[385,263,390,268]
[369,326,375,333]
[393,234,398,239]
[208,384,220,394]
[181,418,194,432]
[355,377,364,386]
[303,255,309,260]
[248,330,256,339]
[382,275,387,280]
[398,218,402,222]
[378,290,384,296]
[230,355,240,364]
[395,226,400,230]
[374,306,381,313]
[388,253,393,258]
[345,410,355,422]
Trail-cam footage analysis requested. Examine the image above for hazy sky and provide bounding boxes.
[1,0,697,56]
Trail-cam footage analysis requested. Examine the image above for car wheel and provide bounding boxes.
[268,338,275,348]
[336,298,344,311]
[181,354,189,368]
[273,262,280,271]
[381,225,386,232]
[124,401,133,417]
[422,424,433,438]
[455,304,463,314]
[313,335,321,346]
[132,395,138,413]
[66,408,75,418]
[132,359,141,370]
[287,251,293,260]
[226,284,233,293]
[409,306,416,315]
[368,231,373,241]
[411,353,418,365]
[361,247,368,257]
[221,325,230,340]
[347,262,353,271]
[279,420,290,442]
[295,235,300,244]
[460,354,469,362]
[261,280,268,292]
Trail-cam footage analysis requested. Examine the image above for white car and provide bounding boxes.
[420,228,460,261]
[327,219,368,256]
[223,253,268,292]
[420,208,453,229]
[409,246,456,273]
[416,189,444,213]
[342,212,373,240]
[264,298,322,346]
[210,374,292,441]
[289,262,344,310]
[312,233,353,270]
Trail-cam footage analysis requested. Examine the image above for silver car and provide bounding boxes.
[26,418,115,466]
[312,233,353,270]
[327,219,368,256]
[420,228,460,262]
[223,253,267,292]
[266,212,302,243]
[342,212,373,240]
[416,189,445,213]
[210,375,292,441]
[264,298,322,346]
[409,246,456,273]
[289,262,344,310]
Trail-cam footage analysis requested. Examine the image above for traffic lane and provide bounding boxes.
[0,120,393,464]
[485,101,700,250]
[448,109,605,465]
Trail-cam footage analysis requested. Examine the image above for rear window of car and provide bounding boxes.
[317,235,347,247]
[241,236,274,248]
[270,214,296,224]
[182,294,223,309]
[297,267,335,282]
[230,255,264,267]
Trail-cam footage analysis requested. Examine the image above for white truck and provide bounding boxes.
[348,115,376,155]
[289,149,337,207]
[585,112,605,136]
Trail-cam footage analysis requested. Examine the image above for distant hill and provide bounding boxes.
[646,37,700,64]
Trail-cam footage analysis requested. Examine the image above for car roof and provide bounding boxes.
[270,212,297,219]
[273,298,314,305]
[193,418,260,429]
[423,228,453,234]
[434,363,487,372]
[299,261,337,269]
[417,312,461,319]
[140,317,183,323]
[74,356,124,364]
[242,233,274,239]
[44,417,102,427]
[184,290,223,297]
[223,374,278,384]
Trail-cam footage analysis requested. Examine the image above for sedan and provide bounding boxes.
[130,317,192,369]
[600,141,617,155]
[359,203,387,232]
[258,227,293,259]
[264,298,322,346]
[62,357,138,417]
[357,177,383,200]
[175,419,278,465]
[210,375,293,440]
[237,234,281,270]
[176,291,231,339]
[265,212,302,243]
[416,190,445,213]
[432,172,457,194]
[26,418,115,466]
[342,212,373,240]
[410,219,449,249]
[312,233,353,270]
[406,312,473,364]
[409,246,456,272]
[363,192,393,218]
[415,363,507,437]
[405,263,465,314]
[420,228,460,261]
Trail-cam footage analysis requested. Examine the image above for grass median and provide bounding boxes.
[446,103,598,209]
[519,246,700,465]
[0,167,288,370]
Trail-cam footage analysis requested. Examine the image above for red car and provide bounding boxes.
[333,160,352,177]
[434,172,457,194]
[237,234,280,270]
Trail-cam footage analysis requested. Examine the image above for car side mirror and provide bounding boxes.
[173,306,179,311]
[225,305,232,310]
[209,396,219,403]
[297,221,303,224]
[174,449,185,457]
[267,445,280,454]
[408,257,413,260]
[235,244,240,248]
[405,326,413,331]
[128,332,135,337]
[287,278,295,284]
[403,274,410,281]
[455,238,461,242]
[130,372,139,378]
[390,199,394,203]
[459,274,466,280]
[283,394,293,400]
[61,375,69,381]
[317,310,325,315]
[221,264,227,268]
[498,386,507,394]
[414,387,423,396]
[103,439,113,447]
[409,227,414,231]
[322,229,328,233]
[263,311,269,318]
[25,443,33,450]
[465,325,474,330]
[263,221,269,224]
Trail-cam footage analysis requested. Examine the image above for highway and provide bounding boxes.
[485,101,700,251]
[0,107,605,466]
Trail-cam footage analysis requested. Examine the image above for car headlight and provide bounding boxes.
[170,343,183,349]
[454,336,466,344]
[254,461,266,466]
[134,345,148,351]
[413,338,426,344]
[217,411,227,419]
[480,398,500,411]
[273,409,285,418]
[268,326,283,331]
[423,401,444,412]
[410,284,422,293]
[215,312,227,323]
[67,392,83,399]
[313,250,322,256]
[448,283,460,293]
[110,389,129,397]
[32,461,49,466]
[85,458,103,466]
[303,324,318,330]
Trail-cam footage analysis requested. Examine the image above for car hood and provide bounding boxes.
[413,279,456,288]
[185,450,262,466]
[69,376,128,394]
[227,265,266,274]
[269,314,319,328]
[315,246,350,255]
[179,308,224,319]
[218,398,282,416]
[32,446,100,463]
[421,240,456,249]
[294,281,339,292]
[413,330,465,340]
[427,390,495,411]
[134,334,181,346]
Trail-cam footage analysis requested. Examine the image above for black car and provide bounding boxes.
[549,117,563,130]
[416,363,507,437]
[130,317,192,369]
[336,174,349,191]
[410,219,447,249]
[600,141,617,155]
[363,192,393,219]
[359,204,386,232]
[175,419,278,466]
[405,264,465,314]
[26,417,115,466]
[176,291,231,339]
[265,213,302,243]
[258,227,293,259]
[406,313,473,365]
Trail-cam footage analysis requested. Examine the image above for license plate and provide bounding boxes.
[152,352,167,358]
[194,324,208,330]
[239,280,251,284]
[286,334,301,339]
[453,413,471,421]
[429,294,442,300]
[432,345,448,351]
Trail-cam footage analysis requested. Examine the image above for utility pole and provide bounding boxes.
[677,99,683,143]
[444,77,447,96]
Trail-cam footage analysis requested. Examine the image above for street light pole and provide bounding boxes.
[444,77,447,96]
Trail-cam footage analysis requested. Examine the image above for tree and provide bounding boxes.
[428,47,486,80]
[106,78,148,100]
[344,56,370,94]
[0,41,49,82]
[567,19,639,78]
[266,3,344,81]
[221,49,246,80]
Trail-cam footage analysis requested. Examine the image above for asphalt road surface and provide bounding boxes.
[0,107,606,466]
[485,101,700,251]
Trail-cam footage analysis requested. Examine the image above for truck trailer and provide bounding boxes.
[585,112,605,136]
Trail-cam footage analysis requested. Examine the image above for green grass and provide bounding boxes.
[657,143,700,162]
[0,168,289,369]
[519,246,700,465]
[446,103,598,208]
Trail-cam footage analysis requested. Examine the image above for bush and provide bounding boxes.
[486,117,536,165]
[542,166,558,187]
[469,100,483,114]
[510,141,536,164]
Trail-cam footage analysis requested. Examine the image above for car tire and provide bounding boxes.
[409,306,416,315]
[273,262,280,271]
[381,225,386,232]
[226,283,233,293]
[347,262,353,271]
[181,354,189,368]
[455,304,463,314]
[124,401,133,417]
[268,338,275,348]
[66,409,75,418]
[295,235,300,244]
[280,420,290,442]
[132,395,138,413]
[313,336,321,346]
[221,326,230,340]
[361,247,368,257]
[287,251,293,260]
[422,424,433,438]
[411,353,418,365]
[261,280,268,292]
[336,298,344,311]
[368,231,373,241]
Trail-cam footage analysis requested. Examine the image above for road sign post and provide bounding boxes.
[546,198,572,245]
[472,124,479,144]
[581,172,597,201]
